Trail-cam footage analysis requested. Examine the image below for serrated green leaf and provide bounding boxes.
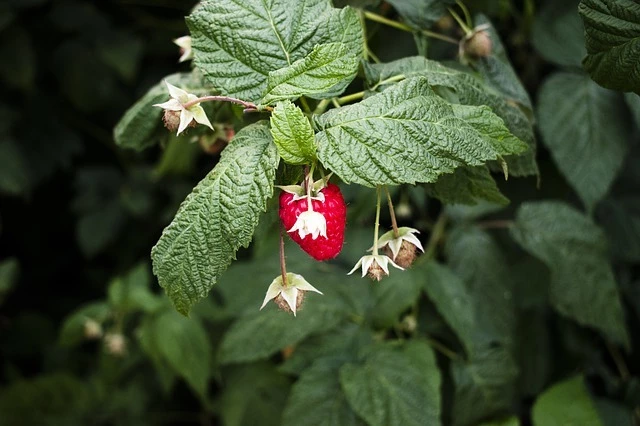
[426,166,509,206]
[386,0,455,29]
[451,104,528,157]
[219,362,291,426]
[473,15,532,110]
[143,310,212,400]
[188,0,363,102]
[151,122,278,315]
[58,302,111,347]
[218,295,344,364]
[510,201,630,348]
[316,77,503,186]
[339,341,441,426]
[537,72,630,210]
[532,0,586,68]
[0,257,18,306]
[283,360,363,426]
[114,72,210,151]
[451,347,518,426]
[579,0,640,94]
[270,101,317,164]
[262,43,358,104]
[532,376,604,426]
[364,58,538,177]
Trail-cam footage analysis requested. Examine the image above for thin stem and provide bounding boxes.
[331,97,341,109]
[428,338,461,360]
[299,96,312,114]
[336,91,365,105]
[476,220,514,230]
[279,227,288,286]
[607,342,630,381]
[448,8,472,34]
[384,186,399,238]
[424,212,448,259]
[371,74,406,91]
[373,187,382,255]
[313,99,331,115]
[182,95,273,112]
[363,11,458,44]
[455,0,473,29]
[306,162,316,211]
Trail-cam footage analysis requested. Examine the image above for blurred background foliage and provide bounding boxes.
[0,0,638,425]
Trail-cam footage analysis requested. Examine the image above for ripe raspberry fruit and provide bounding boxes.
[279,183,346,261]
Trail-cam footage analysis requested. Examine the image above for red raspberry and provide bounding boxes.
[279,183,346,261]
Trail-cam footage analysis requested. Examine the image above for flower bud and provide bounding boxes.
[464,30,492,58]
[83,319,102,339]
[104,333,127,357]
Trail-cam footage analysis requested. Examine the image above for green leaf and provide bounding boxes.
[510,201,630,348]
[218,294,344,364]
[473,15,532,109]
[151,122,278,315]
[283,360,363,426]
[451,104,528,157]
[140,310,212,400]
[280,323,374,375]
[537,72,630,210]
[532,375,604,426]
[262,43,358,104]
[445,226,516,343]
[270,101,317,164]
[154,133,202,177]
[114,72,210,151]
[316,77,504,187]
[0,257,18,306]
[479,417,520,426]
[579,0,640,94]
[626,93,640,129]
[339,341,441,426]
[426,166,509,206]
[0,139,30,195]
[385,0,455,29]
[532,0,586,68]
[58,302,111,347]
[219,362,291,426]
[364,58,538,177]
[187,0,363,102]
[451,348,518,426]
[370,265,423,329]
[107,263,162,314]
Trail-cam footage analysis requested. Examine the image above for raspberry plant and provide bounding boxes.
[2,0,639,424]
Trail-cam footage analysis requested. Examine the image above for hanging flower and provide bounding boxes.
[173,36,193,62]
[287,210,328,240]
[372,227,424,267]
[260,273,323,316]
[348,254,403,281]
[153,81,213,135]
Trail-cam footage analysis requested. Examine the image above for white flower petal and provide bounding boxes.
[153,99,183,111]
[387,238,403,259]
[165,81,189,103]
[361,256,376,277]
[260,278,285,310]
[403,233,424,252]
[280,287,299,316]
[190,105,214,130]
[290,273,323,294]
[374,255,391,275]
[288,210,327,240]
[347,257,364,275]
[173,36,191,50]
[177,109,193,135]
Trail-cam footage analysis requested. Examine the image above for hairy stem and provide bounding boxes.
[182,95,273,112]
[384,186,399,238]
[373,187,382,255]
[363,11,458,44]
[279,227,288,286]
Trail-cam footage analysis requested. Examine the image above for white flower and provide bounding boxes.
[288,210,327,240]
[260,273,322,316]
[348,254,404,279]
[371,227,424,260]
[173,36,193,62]
[153,81,213,135]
